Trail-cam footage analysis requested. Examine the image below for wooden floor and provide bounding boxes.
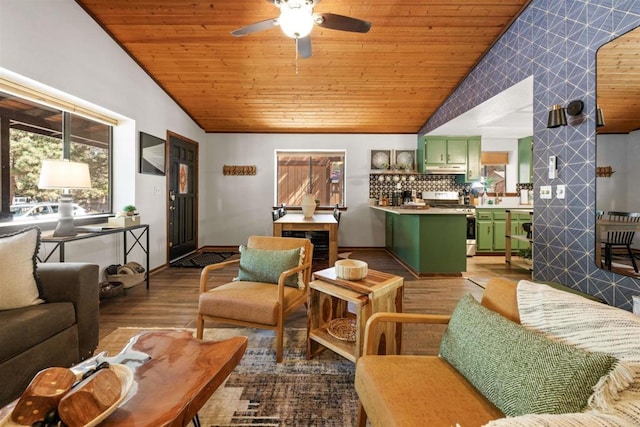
[98,250,532,345]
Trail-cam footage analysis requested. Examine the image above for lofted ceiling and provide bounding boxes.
[75,0,532,134]
[596,26,640,135]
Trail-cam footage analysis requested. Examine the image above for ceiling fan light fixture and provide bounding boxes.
[279,4,314,39]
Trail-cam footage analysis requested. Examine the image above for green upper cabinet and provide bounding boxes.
[518,136,533,184]
[419,136,481,182]
[466,138,482,181]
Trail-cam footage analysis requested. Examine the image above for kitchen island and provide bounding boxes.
[371,206,467,276]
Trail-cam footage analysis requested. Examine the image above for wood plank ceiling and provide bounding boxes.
[596,26,640,135]
[75,0,531,134]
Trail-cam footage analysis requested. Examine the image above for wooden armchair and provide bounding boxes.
[197,235,314,362]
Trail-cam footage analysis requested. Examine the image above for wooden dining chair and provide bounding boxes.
[197,235,314,362]
[603,211,640,273]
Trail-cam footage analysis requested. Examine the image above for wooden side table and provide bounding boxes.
[307,267,404,362]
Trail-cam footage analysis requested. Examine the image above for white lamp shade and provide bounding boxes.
[38,160,92,189]
[279,5,314,38]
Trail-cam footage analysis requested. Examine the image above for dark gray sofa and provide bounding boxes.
[0,263,99,406]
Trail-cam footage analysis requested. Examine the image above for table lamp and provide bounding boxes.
[38,159,92,237]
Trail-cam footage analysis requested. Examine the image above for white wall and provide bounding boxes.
[596,134,632,213]
[201,133,416,248]
[0,0,415,274]
[0,0,205,273]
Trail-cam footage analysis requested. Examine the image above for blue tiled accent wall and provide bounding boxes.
[420,1,640,309]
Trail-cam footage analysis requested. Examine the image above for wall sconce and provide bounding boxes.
[596,105,606,127]
[546,100,584,128]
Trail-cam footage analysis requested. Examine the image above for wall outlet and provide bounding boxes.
[556,185,566,199]
[540,185,552,199]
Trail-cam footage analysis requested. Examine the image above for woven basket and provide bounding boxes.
[99,282,124,300]
[106,272,145,289]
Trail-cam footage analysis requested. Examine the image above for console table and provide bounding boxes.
[39,224,150,288]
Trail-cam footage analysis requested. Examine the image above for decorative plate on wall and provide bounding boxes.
[394,149,416,171]
[370,150,391,170]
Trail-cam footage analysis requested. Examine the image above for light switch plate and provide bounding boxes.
[556,185,566,199]
[540,185,552,199]
[548,155,558,179]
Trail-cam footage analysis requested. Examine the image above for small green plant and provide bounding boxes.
[518,247,532,260]
[123,205,137,214]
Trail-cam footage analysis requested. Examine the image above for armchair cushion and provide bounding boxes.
[440,294,627,417]
[0,227,43,311]
[198,281,305,325]
[237,245,303,288]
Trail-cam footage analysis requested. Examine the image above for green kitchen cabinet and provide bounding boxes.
[476,215,493,252]
[385,211,466,275]
[385,213,394,251]
[421,136,474,172]
[476,209,529,253]
[518,136,533,184]
[466,138,482,181]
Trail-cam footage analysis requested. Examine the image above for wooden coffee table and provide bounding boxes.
[0,330,247,427]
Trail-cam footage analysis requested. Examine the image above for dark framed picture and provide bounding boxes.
[370,150,391,170]
[393,149,417,171]
[139,132,165,175]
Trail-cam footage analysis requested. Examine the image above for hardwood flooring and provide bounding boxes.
[98,250,532,349]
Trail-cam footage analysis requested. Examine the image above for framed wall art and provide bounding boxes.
[393,149,417,171]
[139,131,166,175]
[370,149,391,170]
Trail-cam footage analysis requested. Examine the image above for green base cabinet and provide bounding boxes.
[385,212,466,275]
[476,209,531,253]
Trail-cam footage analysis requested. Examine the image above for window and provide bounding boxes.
[275,150,345,207]
[1,91,112,223]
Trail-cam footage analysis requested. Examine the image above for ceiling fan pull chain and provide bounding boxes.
[295,38,299,74]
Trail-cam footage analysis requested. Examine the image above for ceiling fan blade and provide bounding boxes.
[231,18,279,37]
[297,36,312,59]
[315,13,371,33]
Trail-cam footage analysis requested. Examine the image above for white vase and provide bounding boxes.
[301,194,316,218]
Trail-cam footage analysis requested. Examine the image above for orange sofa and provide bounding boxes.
[355,278,640,427]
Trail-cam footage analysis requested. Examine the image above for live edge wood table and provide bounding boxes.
[0,331,247,427]
[307,267,404,363]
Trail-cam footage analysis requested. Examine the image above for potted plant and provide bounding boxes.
[518,247,533,265]
[123,205,137,216]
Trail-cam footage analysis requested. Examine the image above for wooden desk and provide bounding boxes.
[39,224,150,288]
[595,219,640,268]
[0,331,248,427]
[273,213,339,266]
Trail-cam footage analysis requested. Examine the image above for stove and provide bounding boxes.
[421,191,477,256]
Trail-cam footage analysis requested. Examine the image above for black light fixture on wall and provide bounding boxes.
[546,100,584,128]
[596,105,606,127]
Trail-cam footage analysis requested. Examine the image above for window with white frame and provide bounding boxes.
[0,90,112,223]
[275,150,345,207]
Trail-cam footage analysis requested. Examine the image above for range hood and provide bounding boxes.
[424,165,466,175]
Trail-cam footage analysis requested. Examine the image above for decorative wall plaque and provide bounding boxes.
[223,165,256,176]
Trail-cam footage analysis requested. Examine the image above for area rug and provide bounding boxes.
[96,327,358,426]
[170,251,238,268]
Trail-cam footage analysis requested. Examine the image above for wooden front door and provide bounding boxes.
[167,132,198,262]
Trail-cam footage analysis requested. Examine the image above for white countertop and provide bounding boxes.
[370,206,468,215]
[475,204,533,210]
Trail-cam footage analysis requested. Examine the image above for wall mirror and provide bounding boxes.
[595,26,640,277]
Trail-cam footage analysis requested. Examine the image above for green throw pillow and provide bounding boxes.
[237,245,302,288]
[440,294,620,417]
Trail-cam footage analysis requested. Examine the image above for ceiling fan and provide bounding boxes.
[231,0,371,59]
